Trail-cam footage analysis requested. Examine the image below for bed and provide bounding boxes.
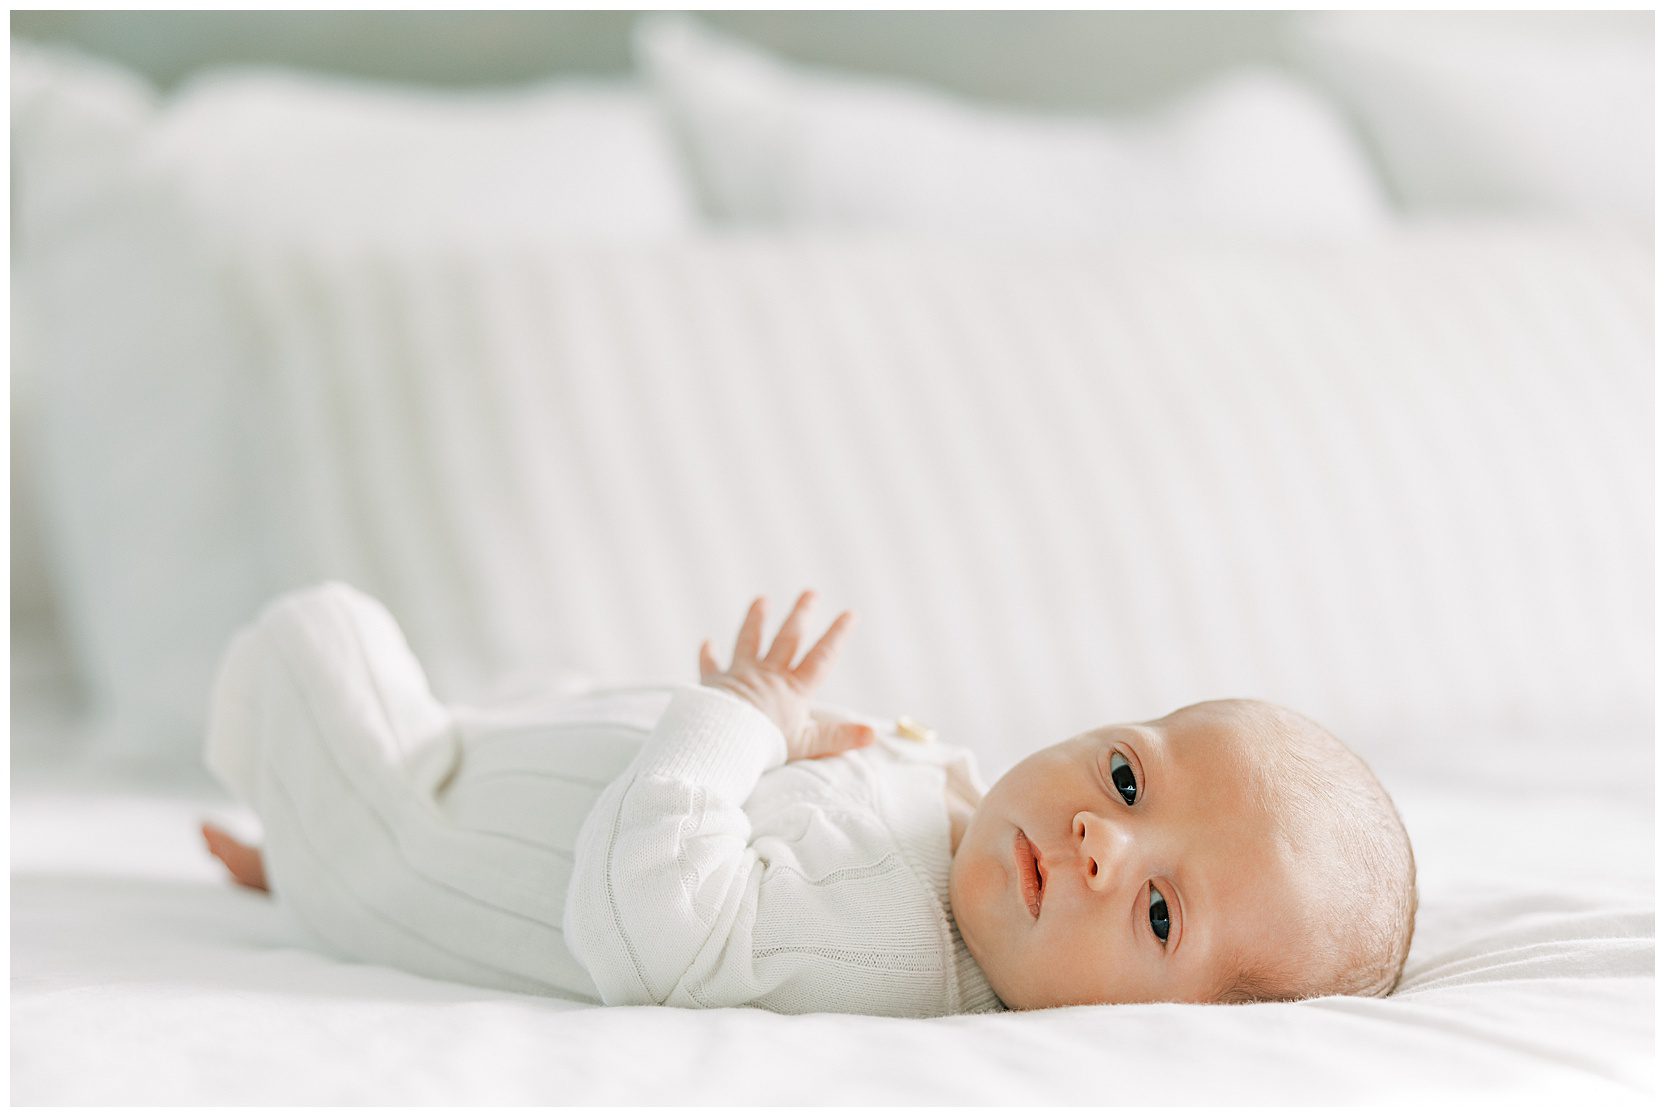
[11,670,1653,1104]
[11,12,1655,1107]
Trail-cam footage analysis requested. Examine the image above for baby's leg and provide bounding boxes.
[201,822,269,892]
[203,582,599,1001]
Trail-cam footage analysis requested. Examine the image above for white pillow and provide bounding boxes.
[1289,11,1653,226]
[149,67,699,239]
[33,214,1652,775]
[634,13,1390,239]
[11,43,701,759]
[221,229,1651,781]
[12,45,152,636]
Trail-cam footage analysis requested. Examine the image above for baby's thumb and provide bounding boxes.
[802,720,876,759]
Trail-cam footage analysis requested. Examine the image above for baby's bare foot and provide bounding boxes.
[201,822,270,893]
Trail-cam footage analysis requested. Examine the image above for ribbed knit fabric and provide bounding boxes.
[165,229,1651,791]
[564,684,1005,1016]
[207,582,1003,1016]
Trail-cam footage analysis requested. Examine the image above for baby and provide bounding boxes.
[201,583,1416,1014]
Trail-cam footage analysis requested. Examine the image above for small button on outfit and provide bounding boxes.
[894,715,936,743]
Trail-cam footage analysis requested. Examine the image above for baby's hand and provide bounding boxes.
[699,590,876,763]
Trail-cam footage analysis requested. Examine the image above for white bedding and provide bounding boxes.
[11,694,1653,1104]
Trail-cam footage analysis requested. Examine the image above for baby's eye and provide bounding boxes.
[1109,751,1137,805]
[1149,885,1170,943]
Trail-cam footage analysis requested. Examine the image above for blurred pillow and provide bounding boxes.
[633,13,1390,239]
[11,44,159,640]
[1290,11,1652,226]
[10,42,700,759]
[147,67,699,238]
[185,228,1653,778]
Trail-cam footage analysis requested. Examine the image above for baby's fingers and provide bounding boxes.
[763,589,816,671]
[792,610,856,690]
[732,596,766,666]
[797,719,876,761]
[698,640,721,680]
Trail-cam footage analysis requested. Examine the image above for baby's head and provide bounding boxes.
[949,698,1416,1009]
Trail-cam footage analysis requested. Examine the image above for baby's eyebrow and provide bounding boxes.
[1127,724,1164,775]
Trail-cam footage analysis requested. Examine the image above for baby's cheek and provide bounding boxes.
[950,846,1007,931]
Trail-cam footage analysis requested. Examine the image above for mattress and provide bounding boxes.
[10,687,1653,1104]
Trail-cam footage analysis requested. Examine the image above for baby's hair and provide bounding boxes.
[1179,699,1418,1005]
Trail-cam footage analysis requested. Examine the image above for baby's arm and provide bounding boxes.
[562,592,873,1008]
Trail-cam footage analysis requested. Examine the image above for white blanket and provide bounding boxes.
[12,688,1653,1104]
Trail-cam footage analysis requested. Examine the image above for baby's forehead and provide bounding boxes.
[1162,697,1280,732]
[1146,699,1291,765]
[1148,702,1338,844]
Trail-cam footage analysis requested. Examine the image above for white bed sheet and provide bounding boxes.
[9,702,1654,1105]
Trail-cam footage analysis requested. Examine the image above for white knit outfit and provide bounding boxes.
[204,583,1004,1017]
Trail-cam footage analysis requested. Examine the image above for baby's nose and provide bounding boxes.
[1073,810,1134,892]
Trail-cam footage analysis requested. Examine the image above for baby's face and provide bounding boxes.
[949,702,1308,1008]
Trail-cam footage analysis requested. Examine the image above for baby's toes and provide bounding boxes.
[201,822,269,892]
[201,821,237,858]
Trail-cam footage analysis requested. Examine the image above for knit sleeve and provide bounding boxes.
[561,684,789,1006]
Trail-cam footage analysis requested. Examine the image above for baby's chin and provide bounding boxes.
[946,823,1023,1006]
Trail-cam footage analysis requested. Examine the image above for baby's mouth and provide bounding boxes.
[1015,830,1045,919]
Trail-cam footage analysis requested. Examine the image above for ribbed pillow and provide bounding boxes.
[54,225,1644,775]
